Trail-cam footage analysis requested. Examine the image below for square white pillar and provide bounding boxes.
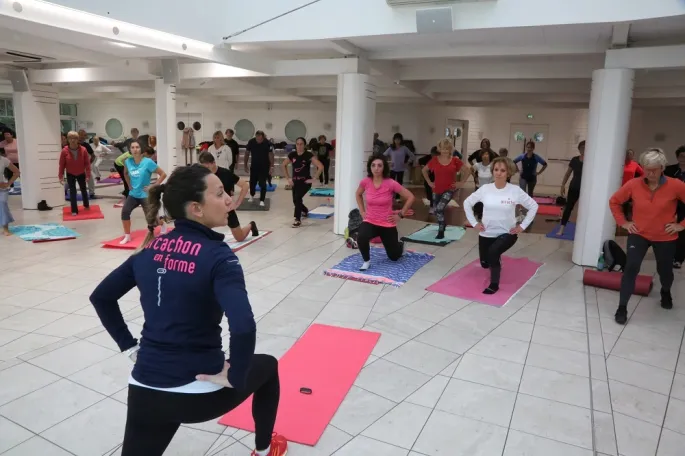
[333,73,377,235]
[573,68,635,266]
[13,85,63,209]
[154,80,177,174]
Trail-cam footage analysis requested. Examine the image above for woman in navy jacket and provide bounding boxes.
[90,165,286,456]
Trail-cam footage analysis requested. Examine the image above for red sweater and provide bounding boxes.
[609,176,685,242]
[59,145,91,179]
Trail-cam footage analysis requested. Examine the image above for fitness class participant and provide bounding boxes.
[422,138,468,239]
[59,131,92,216]
[89,165,286,456]
[419,147,439,214]
[513,141,547,197]
[464,157,538,294]
[282,137,324,228]
[557,140,585,236]
[224,128,240,173]
[78,129,97,198]
[120,144,167,245]
[384,133,415,189]
[467,138,497,165]
[355,154,415,271]
[664,145,685,268]
[622,149,644,185]
[472,149,494,220]
[91,136,111,181]
[198,151,258,242]
[0,130,18,184]
[244,131,273,207]
[315,135,334,186]
[610,148,685,325]
[0,154,18,235]
[208,131,232,171]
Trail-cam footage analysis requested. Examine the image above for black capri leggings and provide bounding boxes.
[561,187,580,226]
[357,222,404,262]
[122,354,280,456]
[121,196,149,221]
[478,234,518,286]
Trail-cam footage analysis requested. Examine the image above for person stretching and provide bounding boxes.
[384,133,415,194]
[464,157,538,294]
[557,140,585,236]
[244,131,273,207]
[0,154,19,235]
[91,136,111,182]
[198,151,258,242]
[664,145,685,268]
[59,131,92,216]
[422,138,469,239]
[282,137,324,228]
[120,144,167,245]
[89,165,287,456]
[513,141,547,197]
[609,148,685,325]
[207,130,233,171]
[355,154,415,271]
[418,147,439,214]
[622,149,644,185]
[315,135,334,186]
[472,149,494,220]
[467,138,497,165]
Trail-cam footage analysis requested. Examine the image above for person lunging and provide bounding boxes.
[557,140,585,236]
[355,155,415,271]
[282,137,324,228]
[464,157,538,294]
[513,141,547,197]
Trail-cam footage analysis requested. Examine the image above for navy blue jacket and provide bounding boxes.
[90,219,256,390]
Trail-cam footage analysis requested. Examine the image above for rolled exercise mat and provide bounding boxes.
[219,324,381,446]
[582,269,653,296]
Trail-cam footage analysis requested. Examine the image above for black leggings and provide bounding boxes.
[478,234,518,285]
[319,158,330,185]
[561,187,580,226]
[619,234,675,307]
[292,180,311,221]
[66,173,89,213]
[676,231,685,264]
[122,354,280,456]
[121,196,149,221]
[357,222,403,262]
[249,167,268,202]
[114,163,130,198]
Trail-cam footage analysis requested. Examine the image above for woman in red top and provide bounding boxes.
[58,131,91,216]
[422,138,470,239]
[622,149,644,185]
[609,148,685,325]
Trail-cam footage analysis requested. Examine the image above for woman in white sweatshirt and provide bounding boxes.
[91,136,112,181]
[463,157,538,294]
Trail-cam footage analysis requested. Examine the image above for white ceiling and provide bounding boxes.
[1,14,685,108]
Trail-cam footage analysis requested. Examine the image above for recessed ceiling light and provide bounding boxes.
[107,41,137,49]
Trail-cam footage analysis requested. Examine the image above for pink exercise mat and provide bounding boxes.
[533,196,556,205]
[427,256,543,307]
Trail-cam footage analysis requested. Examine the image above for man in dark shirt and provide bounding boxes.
[665,145,685,267]
[244,131,274,206]
[224,128,240,173]
[198,152,258,241]
[316,135,334,185]
[78,129,96,198]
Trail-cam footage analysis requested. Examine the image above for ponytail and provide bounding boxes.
[134,183,166,253]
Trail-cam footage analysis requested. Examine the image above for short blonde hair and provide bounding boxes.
[640,148,668,169]
[67,131,79,139]
[437,138,453,151]
[490,156,517,178]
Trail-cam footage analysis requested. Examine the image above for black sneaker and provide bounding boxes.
[250,221,259,237]
[436,230,445,240]
[674,261,682,269]
[37,200,52,211]
[661,290,673,309]
[615,306,628,325]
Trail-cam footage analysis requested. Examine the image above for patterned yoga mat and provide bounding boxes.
[10,223,80,242]
[324,247,434,287]
[310,187,334,197]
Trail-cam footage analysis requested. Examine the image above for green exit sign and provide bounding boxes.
[527,113,534,119]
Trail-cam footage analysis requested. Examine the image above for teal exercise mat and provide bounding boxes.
[10,223,80,242]
[401,224,465,246]
[309,187,334,197]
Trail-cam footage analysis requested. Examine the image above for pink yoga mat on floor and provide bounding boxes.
[219,324,380,446]
[533,196,556,205]
[427,256,543,307]
[62,205,104,221]
[536,205,562,216]
[102,227,171,250]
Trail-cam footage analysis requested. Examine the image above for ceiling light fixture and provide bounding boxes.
[108,41,137,49]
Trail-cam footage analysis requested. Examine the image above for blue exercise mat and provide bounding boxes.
[254,183,277,192]
[10,223,80,242]
[324,247,434,287]
[310,187,334,197]
[8,188,20,195]
[546,222,576,241]
[307,205,334,219]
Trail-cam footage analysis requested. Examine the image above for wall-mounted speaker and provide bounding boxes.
[8,69,29,92]
[323,122,332,131]
[161,59,180,85]
[416,7,453,34]
[391,125,400,133]
[265,122,273,130]
[142,121,150,129]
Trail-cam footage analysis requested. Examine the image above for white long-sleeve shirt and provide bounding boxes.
[92,143,111,158]
[463,183,539,238]
[208,144,233,170]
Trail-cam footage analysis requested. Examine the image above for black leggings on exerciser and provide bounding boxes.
[249,166,269,202]
[478,234,518,285]
[618,234,675,308]
[561,187,580,226]
[292,181,311,221]
[357,222,404,262]
[122,354,280,456]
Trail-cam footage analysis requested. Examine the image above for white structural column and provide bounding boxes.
[12,85,63,209]
[333,73,377,235]
[154,80,177,173]
[573,69,634,266]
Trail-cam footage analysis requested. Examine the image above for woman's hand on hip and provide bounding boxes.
[509,224,524,235]
[196,361,233,388]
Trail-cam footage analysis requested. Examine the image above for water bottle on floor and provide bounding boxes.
[597,251,605,271]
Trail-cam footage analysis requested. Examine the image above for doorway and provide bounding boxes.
[508,123,550,184]
[176,113,203,165]
[446,119,468,157]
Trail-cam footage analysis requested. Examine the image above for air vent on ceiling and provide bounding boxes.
[5,50,51,63]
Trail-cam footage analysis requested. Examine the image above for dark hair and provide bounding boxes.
[391,133,404,150]
[481,150,492,161]
[578,140,586,150]
[430,146,439,156]
[296,137,306,144]
[138,165,212,252]
[367,154,390,178]
[129,140,141,151]
[526,141,536,150]
[225,128,234,135]
[481,138,491,149]
[143,146,155,156]
[318,135,327,141]
[197,151,216,164]
[676,145,685,157]
[255,130,265,138]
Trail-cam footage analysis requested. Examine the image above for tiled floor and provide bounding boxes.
[1,182,684,455]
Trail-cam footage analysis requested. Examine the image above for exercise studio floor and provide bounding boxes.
[1,183,684,456]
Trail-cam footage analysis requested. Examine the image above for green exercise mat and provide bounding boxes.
[309,187,334,197]
[401,224,466,246]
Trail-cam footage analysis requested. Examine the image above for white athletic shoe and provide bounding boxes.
[248,197,253,203]
[422,198,430,207]
[119,234,132,245]
[359,261,371,271]
[448,200,459,208]
[259,201,265,207]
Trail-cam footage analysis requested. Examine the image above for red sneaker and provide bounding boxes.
[251,433,288,456]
